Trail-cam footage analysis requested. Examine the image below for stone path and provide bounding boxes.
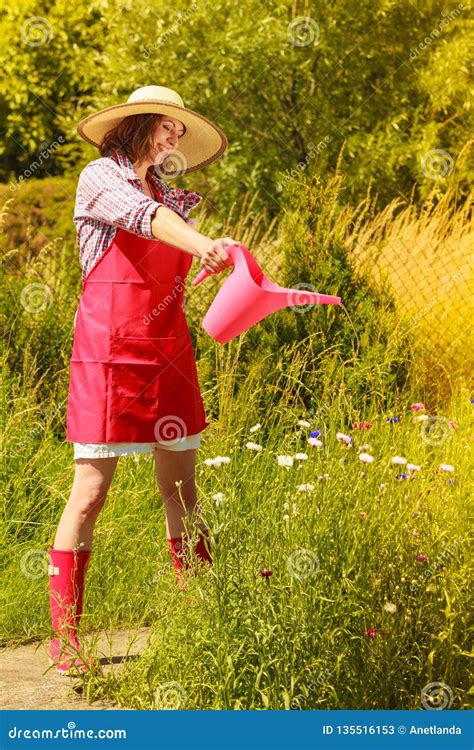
[0,627,151,710]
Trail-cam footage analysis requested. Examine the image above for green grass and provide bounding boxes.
[1,371,472,709]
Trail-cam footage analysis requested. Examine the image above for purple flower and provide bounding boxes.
[416,554,429,563]
[386,417,400,423]
[396,474,408,480]
[260,569,273,578]
[310,430,322,438]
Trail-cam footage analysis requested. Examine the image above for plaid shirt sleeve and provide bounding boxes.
[74,160,162,239]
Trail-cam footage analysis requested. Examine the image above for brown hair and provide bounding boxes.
[99,113,177,176]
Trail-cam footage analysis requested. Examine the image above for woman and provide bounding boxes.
[48,85,238,674]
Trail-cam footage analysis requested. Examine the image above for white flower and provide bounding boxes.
[308,437,323,447]
[438,463,454,472]
[383,602,397,614]
[298,419,311,428]
[359,452,374,464]
[297,483,315,492]
[379,483,387,493]
[283,514,289,521]
[204,456,231,467]
[245,441,262,451]
[336,432,352,444]
[277,455,294,468]
[213,492,226,506]
[413,414,430,423]
[407,463,421,472]
[283,501,290,510]
[295,452,308,461]
[358,444,373,453]
[249,423,261,433]
[391,456,407,465]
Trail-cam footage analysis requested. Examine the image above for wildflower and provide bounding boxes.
[249,423,261,433]
[412,414,430,423]
[204,456,231,467]
[277,455,294,469]
[364,628,385,639]
[438,463,454,472]
[416,554,429,563]
[386,417,400,423]
[396,474,408,480]
[298,419,311,428]
[359,452,374,464]
[297,483,315,492]
[323,473,330,480]
[283,514,290,521]
[359,511,367,520]
[379,483,387,493]
[310,430,322,438]
[295,452,308,461]
[358,443,373,453]
[260,569,273,578]
[245,441,262,451]
[283,501,290,510]
[391,456,407,465]
[449,420,456,429]
[213,492,226,506]
[411,403,425,411]
[352,421,372,429]
[308,437,323,447]
[407,463,421,472]
[336,432,352,444]
[383,602,397,614]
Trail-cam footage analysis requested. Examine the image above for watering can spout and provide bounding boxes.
[192,243,341,344]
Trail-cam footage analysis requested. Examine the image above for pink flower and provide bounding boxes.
[365,628,385,639]
[260,569,273,578]
[416,554,428,563]
[411,403,425,411]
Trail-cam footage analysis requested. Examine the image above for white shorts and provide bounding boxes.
[73,433,202,460]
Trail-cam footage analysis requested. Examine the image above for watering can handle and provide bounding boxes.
[192,243,243,286]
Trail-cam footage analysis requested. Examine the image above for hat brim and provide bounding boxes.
[76,101,228,177]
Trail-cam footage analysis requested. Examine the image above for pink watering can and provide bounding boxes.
[192,243,342,344]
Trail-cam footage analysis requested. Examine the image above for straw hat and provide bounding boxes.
[76,85,228,177]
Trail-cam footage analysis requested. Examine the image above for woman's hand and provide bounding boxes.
[198,236,240,274]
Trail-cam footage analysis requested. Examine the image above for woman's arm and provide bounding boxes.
[151,205,236,275]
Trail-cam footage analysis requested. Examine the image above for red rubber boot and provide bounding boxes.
[48,547,95,675]
[167,527,213,590]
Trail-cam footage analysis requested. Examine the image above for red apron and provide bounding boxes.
[66,195,210,444]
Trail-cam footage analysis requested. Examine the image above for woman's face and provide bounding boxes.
[150,116,185,163]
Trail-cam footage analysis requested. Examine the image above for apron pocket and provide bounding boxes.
[110,361,162,400]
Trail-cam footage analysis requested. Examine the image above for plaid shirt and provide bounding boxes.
[73,148,203,281]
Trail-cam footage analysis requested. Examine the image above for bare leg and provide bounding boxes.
[53,457,120,551]
[153,447,205,538]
